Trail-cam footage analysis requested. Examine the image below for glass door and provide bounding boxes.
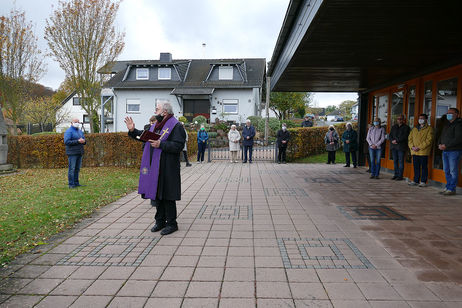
[406,86,416,164]
[389,90,404,166]
[377,95,388,160]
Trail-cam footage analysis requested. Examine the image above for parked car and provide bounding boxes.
[335,117,344,122]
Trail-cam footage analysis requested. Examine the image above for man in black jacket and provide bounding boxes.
[277,123,290,163]
[125,102,185,235]
[301,115,313,127]
[389,115,410,180]
[438,108,462,195]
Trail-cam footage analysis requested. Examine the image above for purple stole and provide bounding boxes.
[138,117,178,200]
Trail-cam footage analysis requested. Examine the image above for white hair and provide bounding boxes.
[246,119,251,123]
[231,124,236,129]
[158,101,174,114]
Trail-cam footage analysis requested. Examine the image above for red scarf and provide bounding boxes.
[154,114,173,133]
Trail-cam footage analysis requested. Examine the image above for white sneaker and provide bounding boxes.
[418,182,427,187]
[408,181,417,186]
[439,188,448,194]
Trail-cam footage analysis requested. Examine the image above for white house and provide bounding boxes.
[351,102,358,120]
[326,110,342,122]
[99,53,266,132]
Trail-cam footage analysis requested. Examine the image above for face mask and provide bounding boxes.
[347,126,352,130]
[72,122,80,128]
[373,121,379,126]
[282,126,286,131]
[418,119,426,125]
[201,127,205,131]
[329,127,334,131]
[446,114,454,121]
[155,114,164,122]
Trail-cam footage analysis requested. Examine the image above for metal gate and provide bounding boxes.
[207,138,277,162]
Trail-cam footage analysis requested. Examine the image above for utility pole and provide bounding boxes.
[264,76,270,144]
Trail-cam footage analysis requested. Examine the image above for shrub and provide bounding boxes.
[214,121,229,132]
[8,131,198,169]
[178,116,188,123]
[207,132,218,139]
[192,115,207,126]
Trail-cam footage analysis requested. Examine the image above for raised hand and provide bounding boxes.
[124,116,135,131]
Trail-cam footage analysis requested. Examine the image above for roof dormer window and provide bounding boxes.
[158,67,171,80]
[136,68,149,80]
[219,66,233,80]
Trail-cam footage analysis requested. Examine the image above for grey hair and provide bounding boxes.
[158,102,174,114]
[246,119,251,123]
[231,124,236,129]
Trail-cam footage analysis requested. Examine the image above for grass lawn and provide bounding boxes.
[293,150,347,164]
[0,167,139,266]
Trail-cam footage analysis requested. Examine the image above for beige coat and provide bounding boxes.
[228,129,241,151]
[408,125,434,156]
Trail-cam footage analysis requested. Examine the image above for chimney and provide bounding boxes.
[160,52,172,62]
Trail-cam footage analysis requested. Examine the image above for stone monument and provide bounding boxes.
[0,106,14,173]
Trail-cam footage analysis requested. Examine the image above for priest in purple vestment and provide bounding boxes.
[125,102,186,235]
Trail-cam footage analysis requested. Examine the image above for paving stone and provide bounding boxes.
[39,266,78,279]
[323,283,365,300]
[107,296,148,308]
[0,278,32,294]
[69,295,112,308]
[160,266,195,281]
[11,265,51,279]
[257,298,295,307]
[192,267,224,281]
[18,278,63,295]
[100,266,135,280]
[182,297,219,307]
[68,266,107,279]
[392,283,439,301]
[84,279,125,296]
[185,281,221,298]
[144,297,182,308]
[50,279,93,295]
[116,280,156,297]
[219,298,256,308]
[35,295,77,308]
[151,281,188,298]
[256,281,292,298]
[0,295,43,307]
[221,281,254,298]
[329,300,370,307]
[289,282,328,300]
[130,266,165,280]
[357,282,402,300]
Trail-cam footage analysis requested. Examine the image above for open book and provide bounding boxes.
[139,130,161,142]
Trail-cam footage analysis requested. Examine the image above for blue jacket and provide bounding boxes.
[242,125,256,146]
[197,130,209,144]
[64,126,86,155]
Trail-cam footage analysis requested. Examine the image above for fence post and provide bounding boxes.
[207,141,211,162]
[274,143,278,163]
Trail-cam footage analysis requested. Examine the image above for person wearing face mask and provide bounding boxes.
[324,125,339,164]
[228,124,241,163]
[197,124,209,163]
[276,123,290,164]
[64,118,86,188]
[342,122,358,168]
[242,119,256,163]
[408,114,433,187]
[125,102,186,235]
[437,108,462,195]
[366,118,386,179]
[388,115,410,180]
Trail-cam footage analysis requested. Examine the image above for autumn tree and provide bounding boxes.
[45,0,125,133]
[24,96,68,132]
[270,92,310,120]
[0,9,45,135]
[338,100,357,120]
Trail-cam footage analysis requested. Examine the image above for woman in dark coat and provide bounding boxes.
[342,122,358,168]
[276,123,290,163]
[325,125,340,164]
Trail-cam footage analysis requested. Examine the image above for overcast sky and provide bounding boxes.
[1,0,357,106]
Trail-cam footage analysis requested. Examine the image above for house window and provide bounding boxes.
[223,99,238,114]
[219,66,233,80]
[83,115,90,123]
[73,97,81,105]
[136,68,149,80]
[126,99,140,113]
[158,67,171,80]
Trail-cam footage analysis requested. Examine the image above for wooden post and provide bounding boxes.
[265,76,270,144]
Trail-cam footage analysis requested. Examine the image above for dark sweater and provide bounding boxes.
[439,118,462,151]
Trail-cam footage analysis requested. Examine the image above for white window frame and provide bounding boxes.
[158,67,172,80]
[126,99,141,113]
[136,68,149,80]
[72,97,81,106]
[222,99,239,114]
[219,66,233,80]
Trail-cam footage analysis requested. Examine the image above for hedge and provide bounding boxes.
[7,131,198,169]
[286,123,358,161]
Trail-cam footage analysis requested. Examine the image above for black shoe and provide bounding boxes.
[277,161,281,164]
[186,163,192,167]
[343,165,350,167]
[353,165,357,168]
[249,161,252,164]
[391,176,398,180]
[151,224,165,232]
[370,175,375,179]
[366,169,371,173]
[375,176,380,179]
[160,225,178,235]
[396,177,403,181]
[243,161,247,163]
[326,162,331,164]
[69,185,77,189]
[282,161,287,164]
[75,184,86,187]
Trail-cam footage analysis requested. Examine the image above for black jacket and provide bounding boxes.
[301,120,313,127]
[276,129,290,148]
[439,118,462,151]
[128,122,186,200]
[389,124,410,151]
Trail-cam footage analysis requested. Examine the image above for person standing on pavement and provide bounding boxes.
[366,118,386,179]
[342,122,358,168]
[64,118,86,188]
[325,125,339,164]
[197,124,208,163]
[301,115,313,127]
[408,114,434,187]
[228,124,241,163]
[389,114,410,181]
[180,122,192,167]
[242,119,256,163]
[438,108,462,195]
[276,123,290,164]
[125,102,185,235]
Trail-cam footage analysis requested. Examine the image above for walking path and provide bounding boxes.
[1,162,462,307]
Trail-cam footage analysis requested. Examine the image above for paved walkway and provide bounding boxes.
[1,162,462,308]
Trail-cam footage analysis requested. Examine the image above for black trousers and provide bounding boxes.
[243,145,253,162]
[345,151,357,166]
[327,151,336,163]
[278,146,287,162]
[197,142,206,161]
[154,199,177,227]
[182,150,189,164]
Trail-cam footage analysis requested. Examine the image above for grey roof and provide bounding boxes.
[102,58,266,90]
[171,88,215,95]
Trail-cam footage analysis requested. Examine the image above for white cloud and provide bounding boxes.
[312,92,358,108]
